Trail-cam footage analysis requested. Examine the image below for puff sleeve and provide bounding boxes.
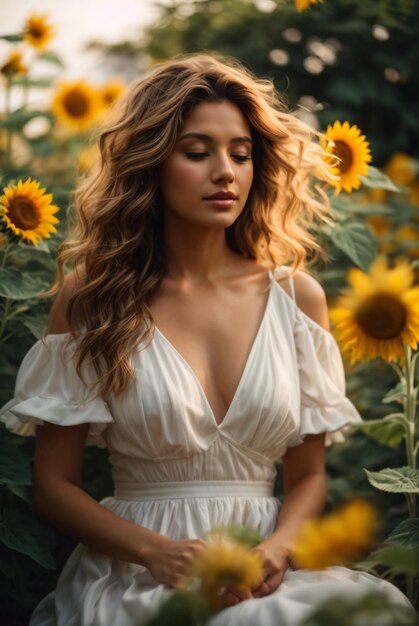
[0,334,114,447]
[287,306,362,447]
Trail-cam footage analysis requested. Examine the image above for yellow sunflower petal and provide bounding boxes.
[23,13,55,53]
[51,80,102,133]
[0,177,60,247]
[322,120,372,194]
[331,256,419,364]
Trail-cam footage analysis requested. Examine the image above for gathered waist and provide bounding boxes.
[114,480,274,501]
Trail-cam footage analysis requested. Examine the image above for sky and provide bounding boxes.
[0,0,166,112]
[0,0,161,77]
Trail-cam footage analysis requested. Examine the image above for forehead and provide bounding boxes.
[180,100,251,138]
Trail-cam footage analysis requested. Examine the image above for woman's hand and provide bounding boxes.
[142,536,207,588]
[219,536,291,608]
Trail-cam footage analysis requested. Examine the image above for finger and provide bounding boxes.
[220,590,241,607]
[251,579,270,598]
[253,571,284,598]
[225,584,252,602]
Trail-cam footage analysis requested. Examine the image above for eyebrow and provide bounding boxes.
[177,132,252,144]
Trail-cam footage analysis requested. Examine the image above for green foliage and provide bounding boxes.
[327,220,376,270]
[365,467,419,494]
[206,524,263,548]
[356,545,419,577]
[145,589,212,626]
[360,166,400,192]
[386,518,419,549]
[144,0,419,163]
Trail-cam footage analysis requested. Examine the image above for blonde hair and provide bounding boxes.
[50,53,334,397]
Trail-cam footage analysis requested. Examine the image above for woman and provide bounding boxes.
[1,54,411,625]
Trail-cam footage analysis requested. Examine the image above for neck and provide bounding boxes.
[162,214,237,284]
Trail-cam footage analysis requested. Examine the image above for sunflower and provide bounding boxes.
[367,215,392,238]
[99,80,125,108]
[295,0,322,11]
[23,13,55,53]
[1,50,28,76]
[184,537,262,608]
[52,81,102,133]
[0,178,59,246]
[77,144,101,175]
[322,121,372,194]
[361,188,387,205]
[291,500,377,570]
[330,256,419,365]
[384,152,416,187]
[395,225,419,260]
[409,180,419,207]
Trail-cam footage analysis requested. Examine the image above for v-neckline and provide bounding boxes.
[153,270,274,430]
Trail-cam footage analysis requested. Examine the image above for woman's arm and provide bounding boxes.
[270,255,329,544]
[34,421,162,563]
[271,432,327,552]
[33,274,205,586]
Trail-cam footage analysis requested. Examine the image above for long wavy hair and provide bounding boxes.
[48,53,336,397]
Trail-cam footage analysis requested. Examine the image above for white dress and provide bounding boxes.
[1,267,411,626]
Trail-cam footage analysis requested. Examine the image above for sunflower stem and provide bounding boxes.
[0,297,13,343]
[0,330,16,347]
[4,76,12,171]
[1,242,10,269]
[388,360,404,380]
[402,344,417,518]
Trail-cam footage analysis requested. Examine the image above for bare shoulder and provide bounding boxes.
[47,266,85,335]
[292,270,330,331]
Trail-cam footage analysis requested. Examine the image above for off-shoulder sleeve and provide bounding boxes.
[288,307,362,447]
[0,334,114,447]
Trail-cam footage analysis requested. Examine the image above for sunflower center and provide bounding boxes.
[9,197,40,230]
[64,91,89,117]
[30,27,44,40]
[355,294,407,339]
[333,140,353,173]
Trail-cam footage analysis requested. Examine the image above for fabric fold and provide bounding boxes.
[0,333,113,447]
[288,305,362,447]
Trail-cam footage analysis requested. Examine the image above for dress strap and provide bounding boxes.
[289,274,296,302]
[270,266,296,302]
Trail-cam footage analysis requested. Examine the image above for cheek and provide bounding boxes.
[161,160,204,199]
[240,164,254,195]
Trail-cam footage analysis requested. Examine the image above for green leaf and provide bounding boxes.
[386,518,419,549]
[1,109,54,131]
[23,315,48,340]
[0,506,56,569]
[37,51,65,68]
[328,221,376,270]
[0,442,32,486]
[0,268,48,300]
[382,381,407,405]
[359,419,405,448]
[356,544,419,576]
[10,77,54,89]
[365,466,419,493]
[360,166,400,192]
[0,35,22,43]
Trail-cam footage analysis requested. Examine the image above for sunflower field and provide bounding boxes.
[0,1,418,624]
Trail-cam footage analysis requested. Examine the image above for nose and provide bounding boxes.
[211,152,235,183]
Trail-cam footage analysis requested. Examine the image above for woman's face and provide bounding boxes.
[160,100,254,229]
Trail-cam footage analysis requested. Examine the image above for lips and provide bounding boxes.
[204,191,237,200]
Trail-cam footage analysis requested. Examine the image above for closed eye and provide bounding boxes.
[185,152,208,160]
[185,152,251,163]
